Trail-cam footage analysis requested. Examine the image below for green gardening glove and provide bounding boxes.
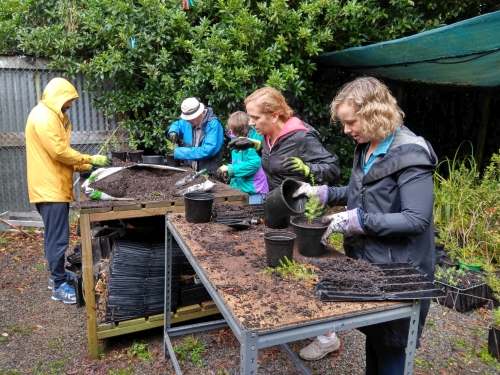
[91,155,111,166]
[282,156,310,177]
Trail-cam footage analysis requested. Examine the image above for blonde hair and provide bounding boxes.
[244,86,294,122]
[227,111,250,137]
[331,77,404,140]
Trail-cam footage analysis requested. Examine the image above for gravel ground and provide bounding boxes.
[2,229,500,375]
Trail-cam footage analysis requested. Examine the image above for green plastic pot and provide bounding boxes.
[459,261,482,272]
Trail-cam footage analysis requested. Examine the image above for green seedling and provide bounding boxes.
[111,134,121,151]
[34,263,46,271]
[109,369,133,375]
[174,336,206,367]
[478,345,500,368]
[262,256,317,282]
[454,338,468,348]
[7,325,31,336]
[33,355,71,374]
[492,307,500,327]
[0,234,10,245]
[145,192,163,199]
[173,336,206,368]
[303,175,323,223]
[165,138,175,154]
[129,134,138,151]
[127,342,153,361]
[424,320,437,329]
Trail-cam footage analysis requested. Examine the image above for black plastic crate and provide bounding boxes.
[434,280,493,312]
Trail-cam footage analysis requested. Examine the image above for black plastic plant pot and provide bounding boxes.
[165,153,180,167]
[184,193,215,223]
[488,326,500,360]
[263,206,289,229]
[290,216,328,257]
[264,179,306,221]
[111,151,127,161]
[128,150,144,163]
[264,231,296,267]
[142,155,165,165]
[434,280,492,313]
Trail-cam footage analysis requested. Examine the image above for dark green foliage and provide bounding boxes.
[0,0,495,165]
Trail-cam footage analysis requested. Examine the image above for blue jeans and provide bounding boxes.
[365,336,406,375]
[36,202,69,289]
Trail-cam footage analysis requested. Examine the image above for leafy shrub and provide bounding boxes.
[434,147,500,266]
[0,0,495,167]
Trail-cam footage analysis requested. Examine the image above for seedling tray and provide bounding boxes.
[318,262,446,302]
[434,280,492,312]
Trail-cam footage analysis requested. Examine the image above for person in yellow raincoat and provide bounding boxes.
[25,77,109,304]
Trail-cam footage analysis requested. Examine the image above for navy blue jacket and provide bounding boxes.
[326,126,438,347]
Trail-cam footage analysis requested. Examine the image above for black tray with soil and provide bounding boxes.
[434,270,494,312]
[316,261,446,302]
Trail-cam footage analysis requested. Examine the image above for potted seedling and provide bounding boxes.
[128,133,144,163]
[110,134,127,162]
[290,176,329,257]
[165,138,180,167]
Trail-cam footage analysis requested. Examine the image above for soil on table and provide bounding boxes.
[212,203,264,219]
[168,210,403,331]
[77,164,236,208]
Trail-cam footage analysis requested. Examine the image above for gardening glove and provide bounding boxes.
[90,155,111,166]
[168,132,178,143]
[292,181,329,206]
[228,137,261,152]
[320,208,365,245]
[217,165,229,178]
[282,157,310,177]
[87,164,94,171]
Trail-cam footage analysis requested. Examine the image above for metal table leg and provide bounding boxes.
[240,329,259,375]
[403,299,420,375]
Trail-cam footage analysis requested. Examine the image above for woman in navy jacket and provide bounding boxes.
[295,77,438,374]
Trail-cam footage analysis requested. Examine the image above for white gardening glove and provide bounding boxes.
[320,208,365,245]
[292,181,329,206]
[175,180,215,196]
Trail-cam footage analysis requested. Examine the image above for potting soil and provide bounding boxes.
[315,260,446,301]
[78,165,236,208]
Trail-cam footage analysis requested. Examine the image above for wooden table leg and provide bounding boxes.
[80,213,99,359]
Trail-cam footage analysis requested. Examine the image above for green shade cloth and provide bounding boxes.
[317,11,500,87]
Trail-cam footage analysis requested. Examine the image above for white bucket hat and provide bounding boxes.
[180,97,205,120]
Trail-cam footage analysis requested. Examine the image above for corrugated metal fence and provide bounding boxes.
[0,55,119,213]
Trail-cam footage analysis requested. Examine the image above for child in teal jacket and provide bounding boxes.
[217,112,269,201]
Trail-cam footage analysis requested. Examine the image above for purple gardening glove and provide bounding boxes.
[320,208,365,245]
[292,181,329,206]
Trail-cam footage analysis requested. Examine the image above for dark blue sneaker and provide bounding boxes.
[48,271,75,290]
[51,282,77,304]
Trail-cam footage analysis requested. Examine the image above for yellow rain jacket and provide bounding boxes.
[26,78,92,203]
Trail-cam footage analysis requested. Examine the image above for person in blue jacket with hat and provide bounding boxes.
[217,111,269,203]
[168,97,224,176]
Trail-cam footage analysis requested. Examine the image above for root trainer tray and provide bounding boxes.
[318,262,446,302]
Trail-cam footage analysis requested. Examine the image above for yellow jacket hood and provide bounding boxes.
[40,78,79,123]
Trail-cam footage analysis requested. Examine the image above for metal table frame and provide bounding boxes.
[164,215,421,375]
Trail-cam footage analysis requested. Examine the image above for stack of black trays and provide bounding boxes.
[178,257,212,307]
[105,239,183,322]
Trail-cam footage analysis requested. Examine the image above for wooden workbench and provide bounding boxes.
[79,182,248,359]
